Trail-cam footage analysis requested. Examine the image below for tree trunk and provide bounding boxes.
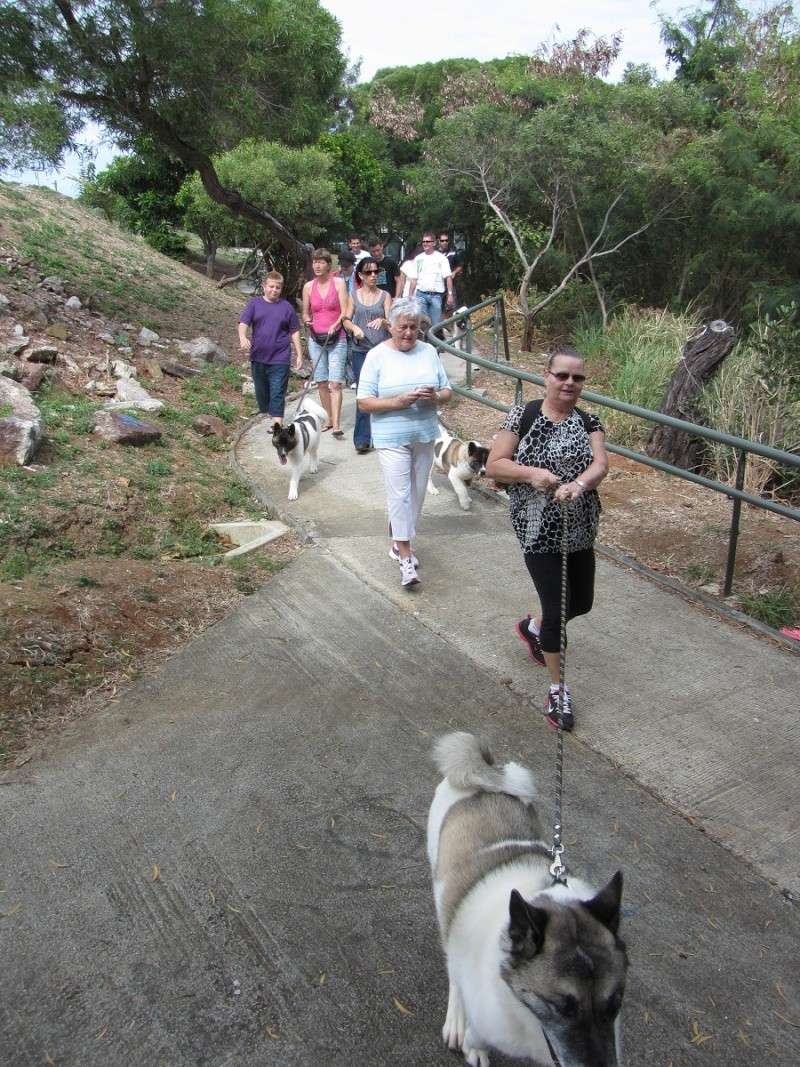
[645,320,735,471]
[205,242,217,278]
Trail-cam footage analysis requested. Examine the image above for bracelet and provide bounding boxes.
[575,478,587,490]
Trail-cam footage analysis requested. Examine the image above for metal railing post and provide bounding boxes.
[492,299,500,362]
[723,450,747,597]
[464,314,473,389]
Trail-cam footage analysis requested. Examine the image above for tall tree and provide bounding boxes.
[0,0,345,266]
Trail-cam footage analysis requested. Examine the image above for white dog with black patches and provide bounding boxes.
[427,733,628,1067]
[427,422,490,511]
[270,396,326,500]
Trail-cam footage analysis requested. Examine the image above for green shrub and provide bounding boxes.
[740,587,799,630]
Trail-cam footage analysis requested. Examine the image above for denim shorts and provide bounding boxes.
[309,335,348,384]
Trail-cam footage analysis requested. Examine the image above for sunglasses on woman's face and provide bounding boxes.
[549,371,586,383]
[361,269,379,274]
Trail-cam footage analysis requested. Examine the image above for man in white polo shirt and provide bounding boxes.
[408,231,454,327]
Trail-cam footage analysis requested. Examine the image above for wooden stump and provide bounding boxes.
[645,320,735,471]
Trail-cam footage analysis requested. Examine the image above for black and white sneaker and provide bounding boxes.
[400,557,420,588]
[389,543,419,567]
[545,686,574,731]
[515,615,545,666]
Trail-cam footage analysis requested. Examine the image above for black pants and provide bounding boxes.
[524,548,595,654]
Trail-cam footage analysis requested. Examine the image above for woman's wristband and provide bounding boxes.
[575,478,587,491]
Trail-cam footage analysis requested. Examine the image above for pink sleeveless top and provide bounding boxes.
[310,277,343,336]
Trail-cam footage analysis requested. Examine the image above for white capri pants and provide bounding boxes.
[377,442,435,542]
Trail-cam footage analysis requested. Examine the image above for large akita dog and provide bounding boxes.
[427,733,628,1067]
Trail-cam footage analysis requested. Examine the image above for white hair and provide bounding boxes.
[388,298,422,325]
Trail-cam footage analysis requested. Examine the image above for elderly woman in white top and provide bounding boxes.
[357,298,452,588]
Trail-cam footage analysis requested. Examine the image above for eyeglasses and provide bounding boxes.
[549,371,586,383]
[422,239,434,244]
[361,268,379,274]
[438,237,449,242]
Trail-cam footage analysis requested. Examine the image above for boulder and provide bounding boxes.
[102,398,165,414]
[98,332,116,345]
[0,293,9,314]
[93,410,162,445]
[26,345,59,364]
[138,327,160,346]
[65,296,82,310]
[84,380,117,397]
[0,360,20,380]
[13,324,25,335]
[193,414,227,437]
[115,378,153,403]
[112,358,136,380]
[40,276,65,293]
[19,365,48,392]
[4,338,29,358]
[177,336,229,366]
[45,322,69,341]
[159,359,202,379]
[142,358,163,380]
[0,377,42,464]
[242,379,256,397]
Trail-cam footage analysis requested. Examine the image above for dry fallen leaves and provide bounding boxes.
[265,1027,280,1040]
[150,864,160,882]
[0,902,22,918]
[393,997,414,1016]
[690,1019,713,1046]
[48,858,70,869]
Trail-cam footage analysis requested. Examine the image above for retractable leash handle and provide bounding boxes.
[549,498,570,887]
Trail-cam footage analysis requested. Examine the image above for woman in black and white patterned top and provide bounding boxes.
[486,346,608,731]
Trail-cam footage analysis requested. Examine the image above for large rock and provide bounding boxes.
[138,327,160,346]
[0,360,21,380]
[192,414,227,438]
[19,365,48,393]
[0,293,9,314]
[40,276,65,293]
[142,358,163,381]
[159,359,202,379]
[177,336,229,366]
[65,296,82,310]
[111,358,136,380]
[26,345,59,364]
[45,322,69,341]
[0,377,42,464]
[115,378,152,403]
[102,399,165,414]
[93,411,162,445]
[4,338,29,358]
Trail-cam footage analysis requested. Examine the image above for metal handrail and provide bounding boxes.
[428,295,800,599]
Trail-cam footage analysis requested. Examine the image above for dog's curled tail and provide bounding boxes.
[433,732,537,803]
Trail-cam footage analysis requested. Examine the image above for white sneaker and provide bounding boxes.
[389,543,419,567]
[400,557,420,588]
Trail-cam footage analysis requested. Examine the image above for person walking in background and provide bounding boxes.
[408,231,454,327]
[238,271,303,424]
[348,234,369,265]
[357,298,452,589]
[485,346,608,731]
[343,257,392,454]
[437,231,463,314]
[335,250,358,299]
[368,237,400,296]
[302,249,349,438]
[396,242,419,298]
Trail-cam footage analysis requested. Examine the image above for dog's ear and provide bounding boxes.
[468,441,477,456]
[271,422,281,435]
[583,871,623,934]
[508,889,548,962]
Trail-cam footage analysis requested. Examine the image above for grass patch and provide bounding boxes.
[38,386,99,436]
[684,562,717,585]
[739,587,799,629]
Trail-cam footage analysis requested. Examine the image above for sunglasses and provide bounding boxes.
[361,268,379,274]
[549,371,586,383]
[422,239,434,244]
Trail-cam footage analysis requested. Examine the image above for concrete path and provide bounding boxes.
[237,388,800,895]
[2,386,799,1067]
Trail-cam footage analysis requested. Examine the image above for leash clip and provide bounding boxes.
[549,844,568,885]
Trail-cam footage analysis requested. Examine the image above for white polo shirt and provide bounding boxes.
[410,250,452,294]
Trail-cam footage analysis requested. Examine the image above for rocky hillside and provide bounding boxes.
[0,182,299,766]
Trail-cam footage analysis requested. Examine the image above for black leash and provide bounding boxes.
[548,499,570,888]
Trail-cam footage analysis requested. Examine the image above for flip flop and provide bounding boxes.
[332,429,344,438]
[321,425,332,432]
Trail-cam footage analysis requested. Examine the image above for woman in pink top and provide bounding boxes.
[301,248,349,437]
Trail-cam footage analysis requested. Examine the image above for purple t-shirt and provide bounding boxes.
[239,297,299,364]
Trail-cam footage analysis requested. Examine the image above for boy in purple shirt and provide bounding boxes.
[238,272,303,423]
